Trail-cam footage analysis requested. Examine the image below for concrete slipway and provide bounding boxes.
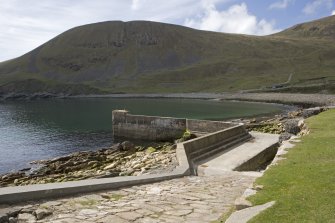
[0,132,279,204]
[197,132,279,176]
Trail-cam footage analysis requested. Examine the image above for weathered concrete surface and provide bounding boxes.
[197,132,279,176]
[112,110,239,141]
[186,119,234,134]
[0,173,256,223]
[112,110,186,141]
[0,167,189,205]
[225,201,276,223]
[184,124,251,174]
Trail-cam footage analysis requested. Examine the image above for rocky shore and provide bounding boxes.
[243,106,325,142]
[0,142,177,187]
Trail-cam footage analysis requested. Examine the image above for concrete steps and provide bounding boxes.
[197,132,279,176]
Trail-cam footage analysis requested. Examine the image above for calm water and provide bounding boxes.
[0,98,288,174]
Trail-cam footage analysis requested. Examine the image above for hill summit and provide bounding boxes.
[1,16,335,96]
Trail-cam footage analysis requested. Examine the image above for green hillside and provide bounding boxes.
[1,17,335,96]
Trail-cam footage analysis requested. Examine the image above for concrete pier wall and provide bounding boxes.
[112,110,237,141]
[187,119,234,133]
[112,110,186,141]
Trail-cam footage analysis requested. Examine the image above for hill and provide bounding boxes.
[1,17,335,97]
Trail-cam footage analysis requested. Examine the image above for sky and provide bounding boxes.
[0,0,334,62]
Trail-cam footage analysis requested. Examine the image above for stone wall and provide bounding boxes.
[187,119,234,133]
[112,110,237,141]
[183,124,251,174]
[112,110,186,141]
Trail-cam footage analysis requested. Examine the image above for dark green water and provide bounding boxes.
[0,98,289,173]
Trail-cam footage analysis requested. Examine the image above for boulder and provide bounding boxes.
[279,132,293,143]
[8,217,16,223]
[34,208,52,220]
[103,161,121,170]
[283,119,301,135]
[120,141,135,151]
[0,214,8,223]
[302,107,323,118]
[17,213,36,222]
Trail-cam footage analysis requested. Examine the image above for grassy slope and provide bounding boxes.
[0,18,335,94]
[248,109,335,222]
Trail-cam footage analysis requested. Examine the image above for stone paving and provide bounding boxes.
[5,171,256,223]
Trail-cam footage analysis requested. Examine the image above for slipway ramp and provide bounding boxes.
[197,132,279,176]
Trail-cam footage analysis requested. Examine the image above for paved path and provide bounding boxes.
[10,171,256,223]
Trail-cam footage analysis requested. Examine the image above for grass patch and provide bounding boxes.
[101,193,125,201]
[146,147,157,153]
[68,198,98,207]
[248,109,335,222]
[211,207,236,223]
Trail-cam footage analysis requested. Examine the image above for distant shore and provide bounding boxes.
[1,92,334,107]
[72,92,335,107]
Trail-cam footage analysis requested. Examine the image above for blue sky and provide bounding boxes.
[0,0,334,62]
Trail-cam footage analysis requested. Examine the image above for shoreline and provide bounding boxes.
[1,92,334,107]
[0,142,178,187]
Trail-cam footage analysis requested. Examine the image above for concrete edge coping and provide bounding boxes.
[0,123,246,204]
[114,110,186,121]
[225,201,276,223]
[183,123,245,145]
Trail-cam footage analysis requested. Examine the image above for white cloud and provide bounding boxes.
[269,0,294,10]
[303,0,333,15]
[332,10,335,15]
[131,0,146,10]
[185,2,280,35]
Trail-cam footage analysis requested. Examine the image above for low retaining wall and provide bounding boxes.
[183,124,251,175]
[112,110,186,141]
[187,119,234,133]
[0,167,189,204]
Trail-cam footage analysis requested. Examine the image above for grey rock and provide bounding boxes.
[302,107,323,118]
[34,208,52,220]
[279,132,293,143]
[283,119,301,135]
[0,207,21,221]
[120,141,135,151]
[0,214,8,223]
[17,213,36,222]
[8,217,17,223]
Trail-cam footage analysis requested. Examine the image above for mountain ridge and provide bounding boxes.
[1,16,335,96]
